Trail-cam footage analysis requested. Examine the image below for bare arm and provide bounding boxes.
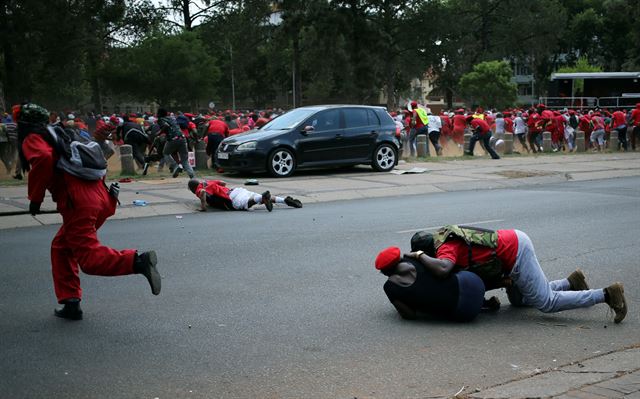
[406,251,455,278]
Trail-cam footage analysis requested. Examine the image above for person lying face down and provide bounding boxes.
[187,179,303,212]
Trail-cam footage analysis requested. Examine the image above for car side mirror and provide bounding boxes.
[301,125,314,135]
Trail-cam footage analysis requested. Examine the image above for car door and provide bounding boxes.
[341,107,379,160]
[296,109,344,164]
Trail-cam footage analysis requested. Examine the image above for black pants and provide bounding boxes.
[428,130,442,153]
[631,126,640,150]
[207,133,224,168]
[124,131,150,168]
[468,133,500,159]
[616,126,628,151]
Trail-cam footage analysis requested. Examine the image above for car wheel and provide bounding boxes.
[267,148,296,177]
[372,143,397,172]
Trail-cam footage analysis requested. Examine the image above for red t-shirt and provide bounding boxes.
[611,111,626,129]
[631,107,640,126]
[207,119,230,137]
[195,180,230,200]
[470,118,491,135]
[436,230,519,272]
[452,114,467,132]
[504,118,514,133]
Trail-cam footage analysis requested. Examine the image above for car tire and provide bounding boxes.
[267,148,296,177]
[371,143,397,172]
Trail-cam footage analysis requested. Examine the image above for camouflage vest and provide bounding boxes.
[433,225,504,284]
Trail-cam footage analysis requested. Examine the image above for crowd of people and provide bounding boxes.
[1,107,284,179]
[392,101,640,158]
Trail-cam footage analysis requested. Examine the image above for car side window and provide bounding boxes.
[367,110,380,126]
[344,108,369,129]
[309,109,341,132]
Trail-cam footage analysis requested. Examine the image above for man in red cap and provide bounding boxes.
[205,117,229,168]
[187,179,302,211]
[375,246,492,321]
[396,225,627,323]
[630,103,640,150]
[464,116,500,159]
[611,108,628,151]
[15,103,161,320]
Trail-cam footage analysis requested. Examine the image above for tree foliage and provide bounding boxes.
[458,61,516,109]
[1,0,639,112]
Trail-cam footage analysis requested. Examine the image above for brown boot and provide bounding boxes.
[605,283,627,324]
[567,269,589,291]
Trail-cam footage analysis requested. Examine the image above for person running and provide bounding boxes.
[15,103,161,321]
[157,108,195,178]
[402,225,628,323]
[464,116,500,159]
[187,179,303,212]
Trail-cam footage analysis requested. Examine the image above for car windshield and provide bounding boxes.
[261,108,320,131]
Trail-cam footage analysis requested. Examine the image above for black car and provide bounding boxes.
[215,105,400,177]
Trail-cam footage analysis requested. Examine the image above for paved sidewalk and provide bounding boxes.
[467,347,640,399]
[1,152,639,229]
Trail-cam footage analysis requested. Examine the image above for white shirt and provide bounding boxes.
[427,115,441,132]
[494,118,505,134]
[514,116,526,134]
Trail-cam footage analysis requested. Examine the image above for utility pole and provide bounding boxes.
[230,44,236,111]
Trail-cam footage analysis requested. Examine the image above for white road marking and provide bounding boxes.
[395,219,505,234]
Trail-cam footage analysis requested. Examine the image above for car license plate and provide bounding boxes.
[217,152,229,160]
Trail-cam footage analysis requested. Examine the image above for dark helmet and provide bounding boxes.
[410,231,435,257]
[16,103,49,124]
[188,179,200,193]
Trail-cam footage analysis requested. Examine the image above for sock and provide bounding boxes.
[253,194,262,203]
[603,288,610,303]
[274,196,285,204]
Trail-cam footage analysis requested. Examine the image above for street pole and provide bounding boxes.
[292,60,296,109]
[230,44,236,111]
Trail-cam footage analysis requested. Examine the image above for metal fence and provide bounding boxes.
[539,96,640,109]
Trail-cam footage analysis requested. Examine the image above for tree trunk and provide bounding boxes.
[292,35,302,107]
[88,55,103,113]
[182,0,192,31]
[0,0,17,105]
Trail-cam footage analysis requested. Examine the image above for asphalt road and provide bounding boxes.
[1,177,639,399]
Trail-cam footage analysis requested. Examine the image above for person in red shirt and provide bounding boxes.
[400,225,627,323]
[205,117,230,168]
[630,103,640,150]
[526,110,542,153]
[439,111,452,149]
[611,109,628,151]
[451,109,467,146]
[187,179,302,211]
[15,103,161,321]
[464,116,501,159]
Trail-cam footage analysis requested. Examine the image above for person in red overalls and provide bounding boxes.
[15,103,161,321]
[451,109,467,146]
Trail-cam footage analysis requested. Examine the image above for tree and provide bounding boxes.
[103,32,220,108]
[556,56,603,96]
[458,60,516,109]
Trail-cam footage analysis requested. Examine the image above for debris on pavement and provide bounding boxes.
[244,179,259,185]
[390,167,428,175]
[132,200,147,206]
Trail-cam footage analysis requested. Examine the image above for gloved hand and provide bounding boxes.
[29,201,42,216]
[108,182,120,200]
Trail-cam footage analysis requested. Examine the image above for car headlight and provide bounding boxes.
[236,141,257,152]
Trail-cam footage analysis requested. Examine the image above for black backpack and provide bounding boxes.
[47,125,107,180]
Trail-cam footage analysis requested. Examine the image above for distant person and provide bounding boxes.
[188,179,303,212]
[426,111,443,155]
[405,224,627,323]
[630,103,640,150]
[513,111,530,153]
[205,117,230,168]
[611,109,628,151]
[409,101,429,156]
[157,108,195,178]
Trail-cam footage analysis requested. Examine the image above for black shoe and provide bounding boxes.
[464,151,473,156]
[54,299,83,320]
[134,251,161,295]
[261,191,273,212]
[142,163,150,176]
[13,173,22,180]
[284,196,302,208]
[172,165,183,178]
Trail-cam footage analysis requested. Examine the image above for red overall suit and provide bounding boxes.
[22,133,136,303]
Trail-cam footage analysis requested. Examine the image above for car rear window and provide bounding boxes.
[344,108,369,128]
[367,109,380,126]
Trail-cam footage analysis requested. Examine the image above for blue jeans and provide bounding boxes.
[510,230,604,313]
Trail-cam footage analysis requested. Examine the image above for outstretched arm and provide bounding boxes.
[406,251,455,278]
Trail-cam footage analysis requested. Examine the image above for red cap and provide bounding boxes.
[375,247,401,270]
[184,113,195,118]
[410,101,418,108]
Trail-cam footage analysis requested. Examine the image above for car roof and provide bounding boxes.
[295,104,387,111]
